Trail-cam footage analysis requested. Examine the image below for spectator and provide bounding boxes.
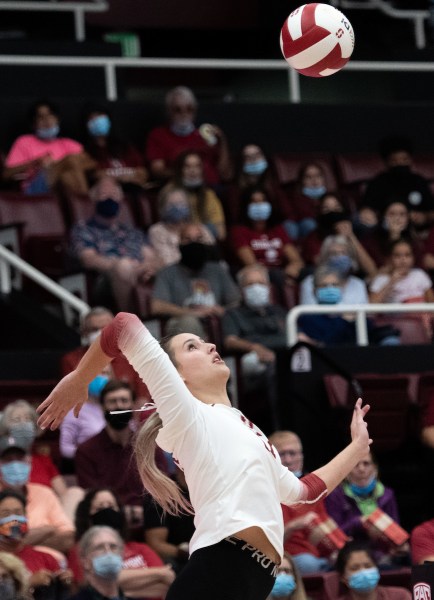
[69,176,158,311]
[0,399,84,520]
[363,135,434,229]
[151,222,241,339]
[0,551,29,600]
[171,150,227,240]
[0,436,75,555]
[411,518,434,564]
[2,99,94,195]
[0,489,73,594]
[148,184,215,269]
[268,430,335,574]
[222,264,286,430]
[145,85,232,185]
[266,553,309,600]
[143,466,195,574]
[300,235,370,306]
[336,541,411,599]
[69,488,175,598]
[326,452,409,567]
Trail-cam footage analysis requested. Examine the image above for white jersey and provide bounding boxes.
[112,315,303,559]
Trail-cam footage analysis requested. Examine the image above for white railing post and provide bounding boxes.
[105,62,117,101]
[355,309,369,345]
[0,257,12,294]
[288,68,301,103]
[74,7,85,42]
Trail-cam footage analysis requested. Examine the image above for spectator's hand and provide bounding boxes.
[283,511,318,538]
[189,306,217,318]
[210,124,225,141]
[40,153,54,168]
[56,569,74,587]
[358,207,378,227]
[29,569,55,588]
[252,344,275,363]
[284,264,301,280]
[350,398,372,453]
[37,371,88,430]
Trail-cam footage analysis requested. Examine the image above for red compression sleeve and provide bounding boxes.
[100,312,141,358]
[299,473,328,504]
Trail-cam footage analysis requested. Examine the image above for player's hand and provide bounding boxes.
[350,398,372,454]
[36,371,88,430]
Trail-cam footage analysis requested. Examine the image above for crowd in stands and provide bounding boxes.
[1,87,434,598]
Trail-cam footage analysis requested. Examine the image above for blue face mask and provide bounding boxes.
[349,477,377,496]
[327,254,353,277]
[88,115,111,137]
[292,470,303,478]
[272,573,297,597]
[170,122,195,136]
[92,552,123,580]
[88,374,109,398]
[316,286,342,305]
[36,124,60,140]
[302,185,327,199]
[163,204,191,224]
[348,567,380,593]
[243,159,268,175]
[96,198,120,218]
[0,461,31,486]
[9,422,36,450]
[247,201,272,221]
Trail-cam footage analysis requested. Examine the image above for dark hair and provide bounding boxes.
[238,185,281,226]
[297,161,326,185]
[81,102,128,162]
[74,488,127,541]
[100,379,136,405]
[173,150,208,222]
[28,99,59,125]
[335,541,377,575]
[387,237,413,257]
[0,489,26,508]
[379,135,413,161]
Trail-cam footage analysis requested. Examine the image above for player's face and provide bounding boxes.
[170,334,230,385]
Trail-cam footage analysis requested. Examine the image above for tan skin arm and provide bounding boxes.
[51,475,68,498]
[118,564,175,596]
[78,248,116,272]
[236,246,257,266]
[25,527,75,554]
[421,425,434,449]
[145,527,181,560]
[149,159,172,181]
[283,244,304,279]
[3,156,45,180]
[224,335,275,362]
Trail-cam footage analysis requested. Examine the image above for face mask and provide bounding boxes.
[88,115,111,137]
[0,461,31,486]
[348,567,380,593]
[87,330,102,346]
[92,552,123,580]
[0,580,15,600]
[170,122,195,136]
[163,204,191,224]
[90,507,123,532]
[316,286,342,305]
[292,470,303,478]
[96,198,120,219]
[243,283,270,309]
[302,185,327,199]
[182,177,203,189]
[88,374,109,398]
[9,422,36,450]
[328,254,353,277]
[272,573,297,597]
[104,410,133,431]
[36,124,60,140]
[349,477,377,496]
[243,159,268,175]
[0,514,28,541]
[180,242,209,270]
[247,201,272,221]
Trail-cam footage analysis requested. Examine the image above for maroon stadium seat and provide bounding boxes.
[271,152,337,189]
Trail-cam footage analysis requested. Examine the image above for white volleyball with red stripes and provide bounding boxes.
[280,3,354,77]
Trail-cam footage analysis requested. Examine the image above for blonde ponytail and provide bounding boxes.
[134,411,193,516]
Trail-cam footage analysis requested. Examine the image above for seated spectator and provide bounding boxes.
[0,551,30,600]
[2,99,94,196]
[266,552,309,600]
[0,437,75,555]
[230,186,304,294]
[170,150,227,240]
[143,466,195,574]
[67,526,125,600]
[145,85,232,186]
[411,518,434,564]
[222,264,287,430]
[363,135,434,229]
[268,430,336,574]
[326,453,409,568]
[148,184,215,269]
[0,399,84,520]
[151,222,241,340]
[0,489,73,594]
[300,235,370,305]
[282,162,329,240]
[75,380,164,528]
[69,176,158,311]
[69,488,175,598]
[336,541,411,599]
[82,102,148,189]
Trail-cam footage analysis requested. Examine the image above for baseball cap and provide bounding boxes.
[0,435,28,457]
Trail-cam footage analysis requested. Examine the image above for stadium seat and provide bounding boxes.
[0,379,58,411]
[374,315,432,345]
[413,154,434,182]
[302,571,339,600]
[335,152,384,208]
[271,152,337,189]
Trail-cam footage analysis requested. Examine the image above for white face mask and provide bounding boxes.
[243,283,270,308]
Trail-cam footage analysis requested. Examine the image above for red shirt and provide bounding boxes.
[230,224,292,268]
[29,453,60,488]
[145,125,220,185]
[411,519,434,564]
[282,499,330,558]
[16,545,62,573]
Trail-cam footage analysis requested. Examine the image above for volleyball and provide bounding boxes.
[280,3,354,77]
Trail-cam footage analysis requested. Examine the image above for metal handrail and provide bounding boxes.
[0,0,108,41]
[287,303,434,347]
[0,243,89,319]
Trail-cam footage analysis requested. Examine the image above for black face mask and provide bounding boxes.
[104,410,132,430]
[90,507,123,532]
[180,242,209,270]
[96,197,120,218]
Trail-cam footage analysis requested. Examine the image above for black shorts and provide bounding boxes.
[166,536,277,600]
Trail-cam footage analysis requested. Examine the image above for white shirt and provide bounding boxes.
[113,315,303,559]
[369,268,432,303]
